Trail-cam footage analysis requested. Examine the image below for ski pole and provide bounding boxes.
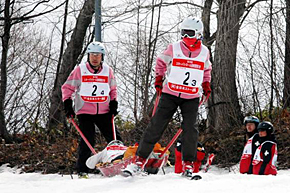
[70,118,97,155]
[204,94,210,103]
[159,128,183,158]
[198,95,204,107]
[198,94,210,107]
[111,115,117,140]
[152,90,161,116]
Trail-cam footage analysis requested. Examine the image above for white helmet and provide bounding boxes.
[107,140,124,147]
[180,17,203,39]
[86,41,105,55]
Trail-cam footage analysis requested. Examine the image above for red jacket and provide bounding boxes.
[239,133,260,174]
[252,140,278,175]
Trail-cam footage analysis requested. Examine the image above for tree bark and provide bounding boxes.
[202,0,214,48]
[208,0,245,130]
[0,0,12,142]
[47,0,95,129]
[283,0,290,109]
[269,0,274,119]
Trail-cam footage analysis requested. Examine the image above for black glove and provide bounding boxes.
[109,100,118,116]
[63,99,75,118]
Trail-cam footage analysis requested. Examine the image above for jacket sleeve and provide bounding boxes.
[61,66,82,101]
[155,44,173,77]
[202,52,212,83]
[109,67,117,101]
[259,143,273,175]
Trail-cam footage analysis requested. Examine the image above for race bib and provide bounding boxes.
[167,58,204,94]
[167,41,207,95]
[79,64,110,103]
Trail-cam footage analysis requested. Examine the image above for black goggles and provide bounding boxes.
[181,29,196,38]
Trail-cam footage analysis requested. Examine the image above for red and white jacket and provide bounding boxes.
[156,40,212,99]
[252,140,278,175]
[239,133,260,174]
[62,62,117,115]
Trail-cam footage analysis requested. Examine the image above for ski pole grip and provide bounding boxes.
[111,115,117,140]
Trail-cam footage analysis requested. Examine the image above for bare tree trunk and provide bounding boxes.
[249,59,261,115]
[269,0,274,119]
[283,0,290,109]
[47,0,95,129]
[142,0,162,119]
[208,0,245,130]
[0,0,12,142]
[202,0,215,48]
[134,0,141,123]
[53,0,69,90]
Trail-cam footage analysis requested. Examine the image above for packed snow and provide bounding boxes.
[0,164,289,193]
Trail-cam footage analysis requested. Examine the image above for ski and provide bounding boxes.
[190,174,202,180]
[121,170,133,177]
[181,173,202,180]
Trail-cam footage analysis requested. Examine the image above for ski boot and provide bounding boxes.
[78,172,89,179]
[122,156,147,177]
[182,161,202,180]
[182,161,194,178]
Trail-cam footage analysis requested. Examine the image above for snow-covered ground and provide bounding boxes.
[0,164,289,193]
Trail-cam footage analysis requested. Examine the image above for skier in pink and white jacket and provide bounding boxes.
[62,41,122,178]
[124,17,212,178]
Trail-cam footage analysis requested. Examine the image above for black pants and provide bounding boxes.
[76,113,122,173]
[137,93,199,162]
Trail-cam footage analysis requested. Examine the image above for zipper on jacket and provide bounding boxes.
[97,103,99,114]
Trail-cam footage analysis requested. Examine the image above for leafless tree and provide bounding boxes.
[0,0,65,142]
[208,0,246,130]
[237,1,285,121]
[283,0,290,109]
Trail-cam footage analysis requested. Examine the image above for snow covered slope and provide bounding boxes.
[0,164,289,193]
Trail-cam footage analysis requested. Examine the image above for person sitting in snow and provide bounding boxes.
[86,142,169,176]
[239,116,260,174]
[86,140,127,169]
[174,140,205,174]
[252,121,278,175]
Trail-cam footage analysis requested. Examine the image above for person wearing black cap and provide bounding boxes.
[239,116,260,174]
[252,121,278,175]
